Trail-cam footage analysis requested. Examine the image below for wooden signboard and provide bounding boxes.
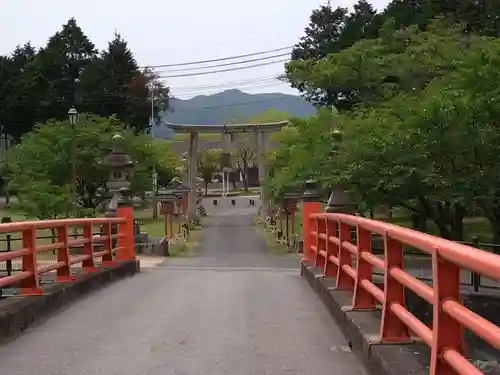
[161,200,175,214]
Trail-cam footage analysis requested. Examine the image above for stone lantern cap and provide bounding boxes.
[101,133,134,169]
[325,186,356,214]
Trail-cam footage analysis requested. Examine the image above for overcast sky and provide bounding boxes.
[0,0,389,99]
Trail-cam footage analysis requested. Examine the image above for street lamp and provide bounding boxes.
[68,107,79,221]
[68,107,78,126]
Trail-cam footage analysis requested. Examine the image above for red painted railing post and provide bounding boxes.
[353,225,376,309]
[116,202,135,261]
[20,225,42,295]
[315,216,326,270]
[82,221,97,272]
[101,222,115,266]
[301,180,321,263]
[56,223,75,282]
[336,222,354,290]
[430,247,463,375]
[380,234,409,342]
[324,218,338,278]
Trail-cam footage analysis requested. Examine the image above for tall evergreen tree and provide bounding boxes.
[339,0,378,48]
[290,5,348,106]
[0,43,38,137]
[381,0,432,30]
[289,1,380,107]
[79,32,169,132]
[28,18,97,123]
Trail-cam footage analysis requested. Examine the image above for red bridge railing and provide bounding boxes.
[0,216,135,296]
[302,211,500,375]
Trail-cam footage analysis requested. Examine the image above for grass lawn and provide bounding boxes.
[134,208,166,237]
[134,207,203,257]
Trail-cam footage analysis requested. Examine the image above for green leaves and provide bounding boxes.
[0,18,167,139]
[7,114,179,219]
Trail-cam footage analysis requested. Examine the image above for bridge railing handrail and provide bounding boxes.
[305,212,500,375]
[0,217,130,295]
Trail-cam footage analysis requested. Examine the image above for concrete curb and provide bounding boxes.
[301,261,430,375]
[0,260,140,343]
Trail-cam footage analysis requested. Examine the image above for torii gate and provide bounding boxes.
[166,121,288,219]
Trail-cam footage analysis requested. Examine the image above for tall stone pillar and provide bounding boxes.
[188,132,199,220]
[220,131,232,196]
[255,129,268,217]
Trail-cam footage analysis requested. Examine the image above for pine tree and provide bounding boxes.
[0,43,38,137]
[339,0,378,48]
[79,32,169,132]
[290,1,380,107]
[29,18,97,123]
[291,5,348,61]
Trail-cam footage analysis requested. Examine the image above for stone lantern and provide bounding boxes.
[325,187,356,214]
[100,133,135,217]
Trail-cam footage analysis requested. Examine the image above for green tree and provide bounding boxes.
[287,20,486,112]
[15,182,72,220]
[79,32,169,133]
[266,110,335,201]
[152,139,181,188]
[0,18,169,139]
[289,4,348,107]
[198,149,222,195]
[28,18,98,123]
[0,43,38,138]
[8,114,177,218]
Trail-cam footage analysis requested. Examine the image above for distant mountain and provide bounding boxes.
[161,89,315,126]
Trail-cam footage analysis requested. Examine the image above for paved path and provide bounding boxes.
[0,197,367,375]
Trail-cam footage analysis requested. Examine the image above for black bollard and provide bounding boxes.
[213,199,218,206]
[231,199,236,206]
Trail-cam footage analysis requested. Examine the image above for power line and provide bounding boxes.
[157,59,289,79]
[154,52,290,73]
[143,46,293,68]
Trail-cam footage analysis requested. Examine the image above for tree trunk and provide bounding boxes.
[231,172,237,190]
[451,204,465,241]
[411,213,427,232]
[241,164,249,191]
[426,201,465,241]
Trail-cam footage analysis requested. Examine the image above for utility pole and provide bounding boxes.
[0,126,12,206]
[150,85,159,219]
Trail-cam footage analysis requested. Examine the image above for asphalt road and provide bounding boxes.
[0,196,368,375]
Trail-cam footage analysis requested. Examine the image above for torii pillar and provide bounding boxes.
[255,128,269,218]
[187,132,199,220]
